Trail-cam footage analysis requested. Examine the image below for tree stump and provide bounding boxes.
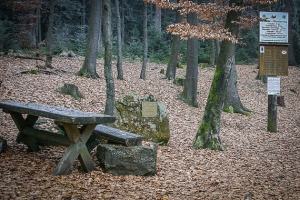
[55,83,83,101]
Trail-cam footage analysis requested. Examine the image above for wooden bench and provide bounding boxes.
[93,125,143,146]
[0,101,116,175]
[54,121,143,147]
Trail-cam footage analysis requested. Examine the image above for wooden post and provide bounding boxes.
[267,95,277,132]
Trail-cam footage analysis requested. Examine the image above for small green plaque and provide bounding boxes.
[142,102,158,117]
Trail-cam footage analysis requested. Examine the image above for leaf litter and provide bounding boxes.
[0,56,299,199]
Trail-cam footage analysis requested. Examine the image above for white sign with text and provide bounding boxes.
[268,77,280,95]
[260,12,288,43]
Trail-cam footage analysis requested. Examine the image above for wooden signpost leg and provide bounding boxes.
[267,95,277,132]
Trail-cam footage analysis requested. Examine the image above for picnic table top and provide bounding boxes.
[0,101,116,125]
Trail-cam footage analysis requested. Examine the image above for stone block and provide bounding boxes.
[113,94,170,145]
[96,143,157,176]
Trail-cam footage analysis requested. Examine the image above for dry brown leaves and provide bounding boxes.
[0,56,299,199]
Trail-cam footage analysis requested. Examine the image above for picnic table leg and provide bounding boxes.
[53,123,96,175]
[9,112,40,152]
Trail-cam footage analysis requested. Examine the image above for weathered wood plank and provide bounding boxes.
[0,102,116,125]
[9,112,40,151]
[9,112,27,131]
[61,123,81,143]
[78,146,95,172]
[53,124,96,175]
[22,127,71,146]
[93,125,143,146]
[53,142,81,175]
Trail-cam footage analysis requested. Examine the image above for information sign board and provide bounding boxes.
[259,45,288,76]
[259,12,288,43]
[267,77,280,95]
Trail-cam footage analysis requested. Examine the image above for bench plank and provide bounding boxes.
[93,125,143,146]
[0,102,116,125]
[22,127,71,146]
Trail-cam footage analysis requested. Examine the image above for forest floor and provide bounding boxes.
[0,56,299,200]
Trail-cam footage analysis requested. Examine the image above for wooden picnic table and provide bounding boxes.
[0,101,116,175]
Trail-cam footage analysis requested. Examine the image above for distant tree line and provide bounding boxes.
[0,0,299,65]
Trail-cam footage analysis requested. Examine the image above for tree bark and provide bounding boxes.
[103,0,116,116]
[282,0,297,66]
[154,7,161,32]
[77,0,101,79]
[223,57,252,115]
[140,3,148,80]
[45,0,54,69]
[179,0,198,107]
[209,39,215,67]
[166,0,183,80]
[115,0,123,80]
[35,2,41,56]
[193,0,241,150]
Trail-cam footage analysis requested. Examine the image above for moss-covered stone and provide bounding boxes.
[55,83,83,101]
[113,94,170,145]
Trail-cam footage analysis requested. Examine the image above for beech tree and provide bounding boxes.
[145,0,279,150]
[165,0,183,80]
[103,0,116,116]
[115,0,123,80]
[77,0,101,79]
[45,0,54,69]
[140,2,148,80]
[179,0,199,107]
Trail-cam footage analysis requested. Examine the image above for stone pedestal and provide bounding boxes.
[96,143,157,176]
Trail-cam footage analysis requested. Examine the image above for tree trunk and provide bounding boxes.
[140,3,148,80]
[121,0,125,44]
[82,0,86,27]
[166,0,183,80]
[35,3,41,57]
[103,0,116,116]
[209,39,215,67]
[193,0,241,150]
[98,1,103,53]
[223,57,252,115]
[215,38,220,61]
[45,0,54,69]
[154,7,161,32]
[179,0,198,107]
[282,0,297,66]
[115,0,123,80]
[77,0,101,79]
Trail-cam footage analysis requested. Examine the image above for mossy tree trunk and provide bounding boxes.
[193,0,241,150]
[209,39,215,67]
[77,0,100,79]
[179,0,198,107]
[223,57,252,115]
[165,0,182,80]
[45,0,54,69]
[103,0,116,116]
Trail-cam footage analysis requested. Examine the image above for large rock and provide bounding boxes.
[96,143,157,176]
[0,136,7,153]
[113,94,170,145]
